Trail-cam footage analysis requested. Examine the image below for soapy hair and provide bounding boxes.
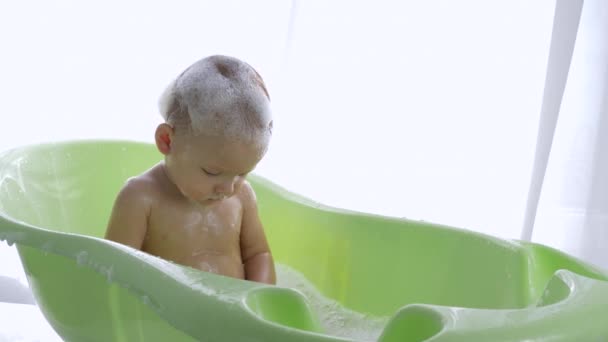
[158,55,272,142]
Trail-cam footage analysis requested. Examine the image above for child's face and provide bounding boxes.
[164,132,266,205]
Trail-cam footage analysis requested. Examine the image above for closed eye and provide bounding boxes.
[201,168,220,176]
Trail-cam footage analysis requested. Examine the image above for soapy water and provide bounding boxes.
[79,255,387,340]
[3,232,386,340]
[275,264,389,341]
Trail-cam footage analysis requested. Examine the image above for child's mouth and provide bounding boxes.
[207,195,227,201]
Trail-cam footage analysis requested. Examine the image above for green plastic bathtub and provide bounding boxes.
[1,140,607,342]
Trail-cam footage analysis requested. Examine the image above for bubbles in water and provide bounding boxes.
[275,264,388,341]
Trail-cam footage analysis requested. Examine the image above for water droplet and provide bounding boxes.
[105,265,114,282]
[140,294,163,313]
[42,242,53,252]
[76,251,88,266]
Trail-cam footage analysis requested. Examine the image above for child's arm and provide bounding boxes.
[239,182,276,284]
[104,180,151,250]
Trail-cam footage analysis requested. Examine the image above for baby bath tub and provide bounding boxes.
[0,140,608,342]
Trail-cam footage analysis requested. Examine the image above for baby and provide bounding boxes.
[104,55,276,284]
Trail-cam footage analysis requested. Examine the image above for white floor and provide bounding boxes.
[0,244,63,342]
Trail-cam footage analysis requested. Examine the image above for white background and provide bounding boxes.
[3,0,598,340]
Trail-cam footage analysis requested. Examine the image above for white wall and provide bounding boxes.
[0,0,556,288]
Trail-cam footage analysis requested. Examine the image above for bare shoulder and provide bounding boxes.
[121,174,158,199]
[236,180,258,209]
[105,166,164,248]
[114,167,164,208]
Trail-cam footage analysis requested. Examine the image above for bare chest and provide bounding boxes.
[143,197,243,258]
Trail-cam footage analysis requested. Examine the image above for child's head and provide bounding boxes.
[155,55,273,204]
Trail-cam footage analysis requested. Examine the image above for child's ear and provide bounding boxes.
[155,123,174,155]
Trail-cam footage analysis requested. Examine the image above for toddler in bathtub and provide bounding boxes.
[104,55,276,284]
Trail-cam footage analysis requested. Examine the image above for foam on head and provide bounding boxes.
[158,55,272,145]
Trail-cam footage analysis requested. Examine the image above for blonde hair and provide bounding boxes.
[158,55,272,143]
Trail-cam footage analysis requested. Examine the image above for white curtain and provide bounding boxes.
[531,0,608,270]
[0,0,606,287]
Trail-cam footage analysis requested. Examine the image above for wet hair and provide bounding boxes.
[158,55,273,143]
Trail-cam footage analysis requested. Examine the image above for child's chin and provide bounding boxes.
[193,194,228,204]
[199,197,221,205]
